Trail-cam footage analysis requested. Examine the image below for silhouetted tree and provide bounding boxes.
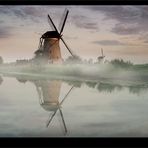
[0,76,3,85]
[88,58,93,64]
[110,59,133,68]
[65,55,82,64]
[0,56,3,65]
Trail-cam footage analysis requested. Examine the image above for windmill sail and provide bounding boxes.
[47,14,59,32]
[59,9,69,35]
[45,85,74,134]
[61,37,74,57]
[34,79,74,134]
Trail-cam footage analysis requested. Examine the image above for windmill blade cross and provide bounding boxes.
[48,14,59,33]
[60,9,69,35]
[61,37,75,57]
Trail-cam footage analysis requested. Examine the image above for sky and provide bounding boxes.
[0,5,148,64]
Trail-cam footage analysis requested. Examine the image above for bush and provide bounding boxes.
[110,59,133,68]
[64,55,82,64]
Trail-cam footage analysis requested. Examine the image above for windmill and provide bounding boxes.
[97,48,105,63]
[34,9,75,64]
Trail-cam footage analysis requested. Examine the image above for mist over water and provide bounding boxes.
[0,62,147,86]
[0,63,148,137]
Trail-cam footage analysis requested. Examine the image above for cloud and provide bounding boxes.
[93,40,126,46]
[144,41,148,43]
[75,21,98,30]
[86,6,148,35]
[111,23,142,35]
[0,20,4,23]
[0,6,99,31]
[0,6,75,23]
[0,26,13,38]
[87,6,144,24]
[71,15,99,30]
[0,6,45,22]
[64,35,78,40]
[137,32,148,43]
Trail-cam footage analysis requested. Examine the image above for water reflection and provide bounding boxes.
[3,72,148,95]
[34,80,74,134]
[65,79,148,95]
[1,73,148,136]
[16,76,74,135]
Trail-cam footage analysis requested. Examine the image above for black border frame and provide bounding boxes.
[0,0,148,5]
[0,0,148,147]
[0,137,148,147]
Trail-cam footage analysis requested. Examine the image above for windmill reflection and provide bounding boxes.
[33,80,74,134]
[13,74,74,134]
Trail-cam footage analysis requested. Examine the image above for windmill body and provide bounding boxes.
[41,31,62,64]
[35,80,62,111]
[34,79,74,134]
[15,77,73,134]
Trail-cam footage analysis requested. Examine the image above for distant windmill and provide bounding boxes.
[97,48,105,63]
[34,9,75,64]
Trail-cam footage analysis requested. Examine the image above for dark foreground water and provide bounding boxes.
[0,75,148,137]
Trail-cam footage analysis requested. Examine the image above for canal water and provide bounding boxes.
[0,75,148,137]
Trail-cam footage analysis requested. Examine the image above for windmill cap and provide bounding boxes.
[42,31,60,39]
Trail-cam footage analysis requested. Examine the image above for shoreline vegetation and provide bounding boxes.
[0,58,148,87]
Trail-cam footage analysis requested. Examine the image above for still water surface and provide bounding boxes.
[0,76,148,137]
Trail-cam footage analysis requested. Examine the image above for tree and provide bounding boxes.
[110,59,133,68]
[65,55,82,64]
[88,58,93,64]
[0,56,3,65]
